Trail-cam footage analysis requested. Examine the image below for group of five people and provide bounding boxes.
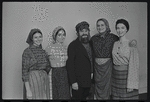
[22,18,139,100]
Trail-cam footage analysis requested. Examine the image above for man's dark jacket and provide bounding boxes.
[66,37,94,87]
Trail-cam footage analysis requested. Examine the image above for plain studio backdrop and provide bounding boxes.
[2,2,147,99]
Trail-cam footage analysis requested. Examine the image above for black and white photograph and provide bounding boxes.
[2,2,147,100]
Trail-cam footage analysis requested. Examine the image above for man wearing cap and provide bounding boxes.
[66,21,94,99]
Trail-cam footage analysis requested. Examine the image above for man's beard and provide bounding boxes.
[80,34,90,44]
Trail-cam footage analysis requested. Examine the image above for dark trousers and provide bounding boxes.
[87,84,94,100]
[72,87,90,100]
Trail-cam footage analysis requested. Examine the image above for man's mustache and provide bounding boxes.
[81,34,88,37]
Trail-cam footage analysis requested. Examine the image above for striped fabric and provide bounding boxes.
[112,65,139,100]
[22,45,50,82]
[48,70,53,99]
[112,40,139,90]
[29,70,50,99]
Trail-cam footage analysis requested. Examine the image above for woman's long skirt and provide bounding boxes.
[94,59,112,100]
[24,70,50,99]
[52,66,71,99]
[112,65,139,100]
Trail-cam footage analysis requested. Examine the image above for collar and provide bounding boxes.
[30,44,42,49]
[95,32,109,39]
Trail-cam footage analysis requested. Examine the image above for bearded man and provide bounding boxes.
[66,21,94,99]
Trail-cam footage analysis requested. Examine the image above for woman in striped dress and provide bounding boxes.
[45,26,71,99]
[22,28,51,99]
[112,19,139,100]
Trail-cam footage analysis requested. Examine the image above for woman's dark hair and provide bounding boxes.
[115,19,129,32]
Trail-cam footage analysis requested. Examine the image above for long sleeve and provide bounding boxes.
[45,51,51,74]
[89,39,94,73]
[127,46,139,89]
[22,49,31,82]
[89,39,95,83]
[66,42,77,85]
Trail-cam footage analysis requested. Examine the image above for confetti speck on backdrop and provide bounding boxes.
[32,4,48,22]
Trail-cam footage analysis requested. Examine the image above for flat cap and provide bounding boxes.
[75,21,89,32]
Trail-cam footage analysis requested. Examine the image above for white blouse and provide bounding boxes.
[112,40,139,89]
[45,43,68,67]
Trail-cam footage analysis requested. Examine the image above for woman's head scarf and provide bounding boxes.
[96,18,111,35]
[26,28,42,45]
[52,26,66,44]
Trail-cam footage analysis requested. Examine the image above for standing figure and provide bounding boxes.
[66,21,94,99]
[45,26,71,99]
[112,19,139,100]
[90,18,119,99]
[22,28,50,99]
